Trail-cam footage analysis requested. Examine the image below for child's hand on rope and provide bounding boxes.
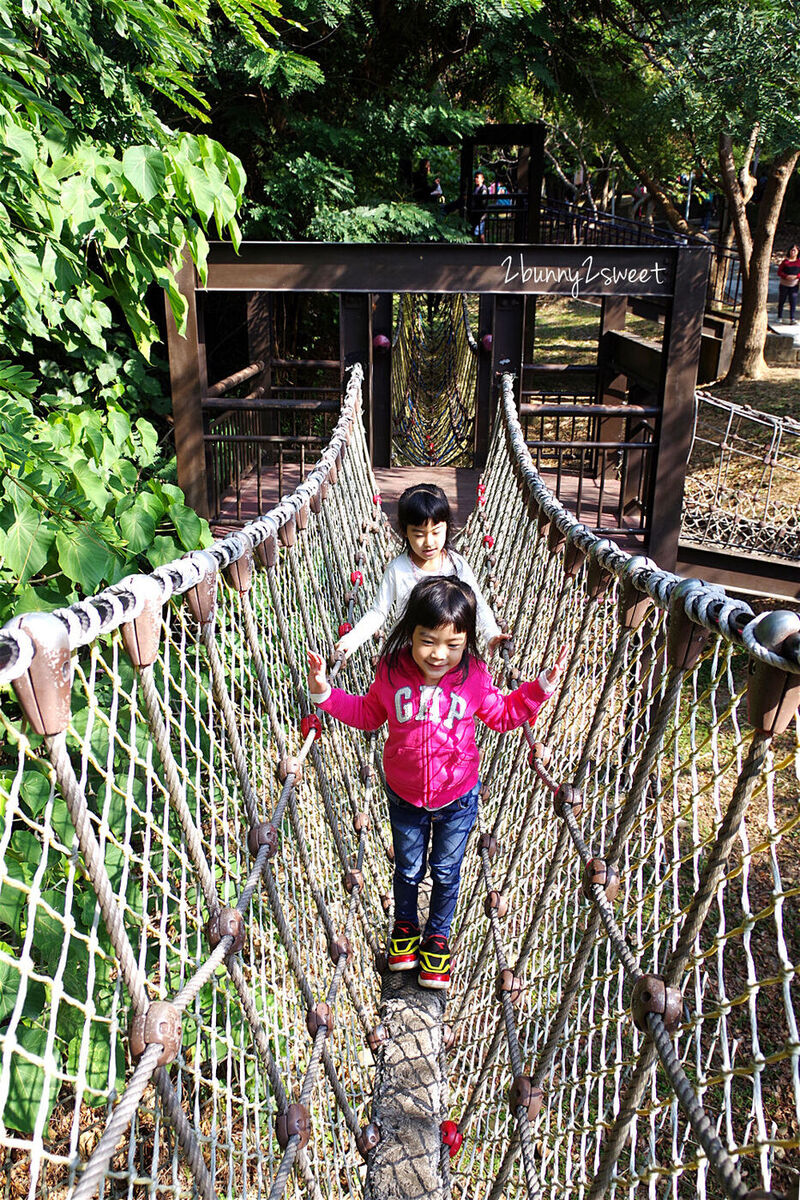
[488,634,510,656]
[544,644,569,685]
[307,650,329,694]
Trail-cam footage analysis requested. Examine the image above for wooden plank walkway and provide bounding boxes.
[213,463,645,551]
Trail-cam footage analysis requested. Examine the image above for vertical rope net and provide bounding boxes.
[389,294,478,466]
[0,364,797,1200]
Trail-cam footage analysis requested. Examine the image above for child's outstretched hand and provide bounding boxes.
[544,644,569,686]
[307,650,329,694]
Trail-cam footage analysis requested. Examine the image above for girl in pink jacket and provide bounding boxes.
[307,576,566,991]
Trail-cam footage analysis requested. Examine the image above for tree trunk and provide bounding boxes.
[724,146,800,382]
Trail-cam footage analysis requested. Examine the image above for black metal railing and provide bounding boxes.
[202,361,341,523]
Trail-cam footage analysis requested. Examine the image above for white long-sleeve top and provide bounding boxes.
[338,550,502,656]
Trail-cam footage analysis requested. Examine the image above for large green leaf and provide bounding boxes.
[55,528,116,591]
[2,1021,61,1134]
[121,146,167,203]
[119,501,156,553]
[1,505,54,583]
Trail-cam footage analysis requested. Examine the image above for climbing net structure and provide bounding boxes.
[681,391,800,561]
[390,294,478,466]
[0,365,798,1200]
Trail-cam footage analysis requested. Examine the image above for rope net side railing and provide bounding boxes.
[681,391,800,562]
[0,365,400,1200]
[0,353,798,1200]
[447,373,799,1199]
[389,293,478,467]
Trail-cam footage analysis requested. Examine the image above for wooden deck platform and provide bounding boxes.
[214,463,646,552]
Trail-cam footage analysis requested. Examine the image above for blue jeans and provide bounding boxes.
[387,782,480,938]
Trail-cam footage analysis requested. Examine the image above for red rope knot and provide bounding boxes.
[206,906,245,955]
[440,1120,463,1157]
[338,622,353,637]
[129,1001,181,1068]
[631,974,683,1034]
[483,534,495,548]
[350,569,364,586]
[301,713,322,741]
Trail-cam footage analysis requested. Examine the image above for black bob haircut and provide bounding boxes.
[396,484,453,548]
[380,576,481,684]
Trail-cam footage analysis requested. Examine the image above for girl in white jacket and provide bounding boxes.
[336,483,505,659]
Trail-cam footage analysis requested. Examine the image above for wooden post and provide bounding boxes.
[371,293,393,467]
[339,293,373,450]
[165,248,209,519]
[474,295,495,467]
[648,248,710,569]
[492,294,524,404]
[527,122,545,243]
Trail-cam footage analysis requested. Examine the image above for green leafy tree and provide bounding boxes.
[540,0,800,380]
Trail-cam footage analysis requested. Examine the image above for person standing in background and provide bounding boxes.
[776,244,800,324]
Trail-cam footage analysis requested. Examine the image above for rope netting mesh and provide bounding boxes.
[681,391,800,561]
[0,364,798,1200]
[389,294,478,467]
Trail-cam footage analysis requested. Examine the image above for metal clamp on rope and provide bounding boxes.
[224,548,254,594]
[478,832,498,859]
[665,578,712,672]
[359,762,374,783]
[509,1075,544,1121]
[343,868,364,894]
[9,612,72,736]
[631,974,683,1034]
[356,1122,381,1158]
[254,528,278,569]
[183,551,218,629]
[206,906,245,955]
[582,858,620,903]
[129,1001,182,1067]
[496,969,523,1003]
[747,612,800,737]
[118,575,164,669]
[354,811,371,833]
[278,755,303,783]
[306,1002,333,1037]
[618,556,654,630]
[275,1103,311,1150]
[553,782,583,820]
[442,1023,456,1051]
[248,822,279,859]
[484,889,509,918]
[328,935,353,965]
[367,1024,388,1053]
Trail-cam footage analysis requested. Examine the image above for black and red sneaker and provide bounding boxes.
[387,920,421,971]
[418,934,451,990]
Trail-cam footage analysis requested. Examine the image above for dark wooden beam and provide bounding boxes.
[204,242,710,297]
[370,293,393,468]
[165,249,209,519]
[647,250,710,570]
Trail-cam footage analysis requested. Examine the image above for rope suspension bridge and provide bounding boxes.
[0,353,799,1200]
[390,294,478,467]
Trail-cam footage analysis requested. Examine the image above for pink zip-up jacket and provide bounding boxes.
[313,650,553,810]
